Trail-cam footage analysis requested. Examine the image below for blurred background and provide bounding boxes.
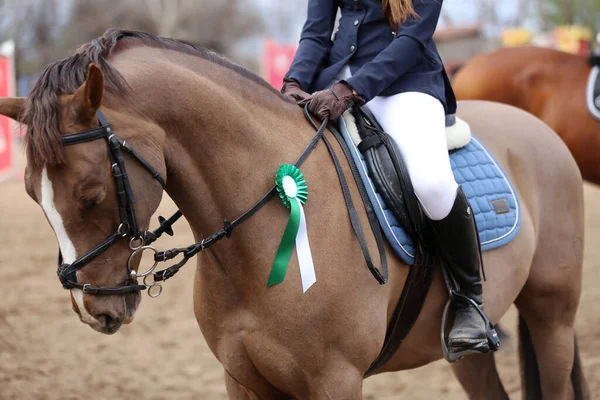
[0,1,600,399]
[0,0,597,96]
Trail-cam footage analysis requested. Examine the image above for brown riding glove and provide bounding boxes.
[281,79,313,106]
[308,81,365,121]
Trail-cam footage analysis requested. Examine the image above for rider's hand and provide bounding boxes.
[308,81,365,121]
[281,79,313,106]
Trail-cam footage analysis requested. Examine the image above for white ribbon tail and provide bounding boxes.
[295,198,316,293]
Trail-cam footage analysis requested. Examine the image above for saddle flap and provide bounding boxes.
[349,107,426,241]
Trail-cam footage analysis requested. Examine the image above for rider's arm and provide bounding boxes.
[284,0,338,91]
[345,0,442,102]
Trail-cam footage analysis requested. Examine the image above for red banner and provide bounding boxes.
[0,56,12,176]
[0,41,14,179]
[262,40,297,90]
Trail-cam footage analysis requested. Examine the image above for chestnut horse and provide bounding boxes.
[0,30,588,399]
[452,46,600,185]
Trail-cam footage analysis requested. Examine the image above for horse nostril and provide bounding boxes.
[96,313,116,330]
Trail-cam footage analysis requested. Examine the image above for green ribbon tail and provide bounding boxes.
[268,198,301,287]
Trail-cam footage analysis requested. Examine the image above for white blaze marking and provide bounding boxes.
[40,167,98,325]
[71,288,98,325]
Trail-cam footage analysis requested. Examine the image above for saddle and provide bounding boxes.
[334,107,501,375]
[348,108,471,238]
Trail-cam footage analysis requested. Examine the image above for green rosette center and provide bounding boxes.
[275,164,308,209]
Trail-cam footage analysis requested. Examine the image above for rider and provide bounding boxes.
[282,0,492,354]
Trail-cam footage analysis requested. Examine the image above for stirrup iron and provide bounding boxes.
[441,290,500,363]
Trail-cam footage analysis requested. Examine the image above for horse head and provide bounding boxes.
[0,63,166,334]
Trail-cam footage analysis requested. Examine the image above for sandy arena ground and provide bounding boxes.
[0,159,599,399]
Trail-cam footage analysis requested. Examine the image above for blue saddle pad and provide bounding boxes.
[338,118,521,265]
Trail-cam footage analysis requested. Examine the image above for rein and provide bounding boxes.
[140,107,331,295]
[57,105,388,297]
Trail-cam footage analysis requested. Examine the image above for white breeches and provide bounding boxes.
[334,66,458,220]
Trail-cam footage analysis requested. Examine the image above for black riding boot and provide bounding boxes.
[431,186,489,352]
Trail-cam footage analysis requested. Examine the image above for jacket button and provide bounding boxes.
[354,20,359,26]
[350,45,356,52]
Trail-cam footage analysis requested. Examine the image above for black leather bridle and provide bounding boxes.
[57,110,167,295]
[55,106,388,297]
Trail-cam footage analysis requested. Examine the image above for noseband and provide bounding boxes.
[57,110,168,295]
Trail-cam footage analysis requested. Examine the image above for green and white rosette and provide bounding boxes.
[267,164,316,293]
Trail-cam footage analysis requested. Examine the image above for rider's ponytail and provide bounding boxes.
[382,0,417,28]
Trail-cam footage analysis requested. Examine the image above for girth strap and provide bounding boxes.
[345,107,436,376]
[364,254,435,377]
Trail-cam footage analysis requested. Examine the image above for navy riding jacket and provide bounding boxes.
[285,0,457,114]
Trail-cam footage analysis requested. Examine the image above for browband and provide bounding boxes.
[62,124,112,146]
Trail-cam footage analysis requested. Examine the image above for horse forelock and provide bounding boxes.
[23,30,131,167]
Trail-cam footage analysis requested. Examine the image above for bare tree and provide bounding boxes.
[64,0,264,56]
[0,0,65,73]
[0,0,300,84]
[533,0,600,29]
[135,0,197,37]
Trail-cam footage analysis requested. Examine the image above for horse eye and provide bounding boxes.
[80,195,102,211]
[74,183,106,211]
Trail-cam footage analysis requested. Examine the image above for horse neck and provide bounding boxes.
[122,50,314,244]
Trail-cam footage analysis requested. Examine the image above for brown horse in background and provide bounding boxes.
[0,30,588,399]
[452,46,600,184]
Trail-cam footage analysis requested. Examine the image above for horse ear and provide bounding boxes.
[0,97,25,121]
[73,63,104,121]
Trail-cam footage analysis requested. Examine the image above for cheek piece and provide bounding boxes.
[57,110,167,295]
